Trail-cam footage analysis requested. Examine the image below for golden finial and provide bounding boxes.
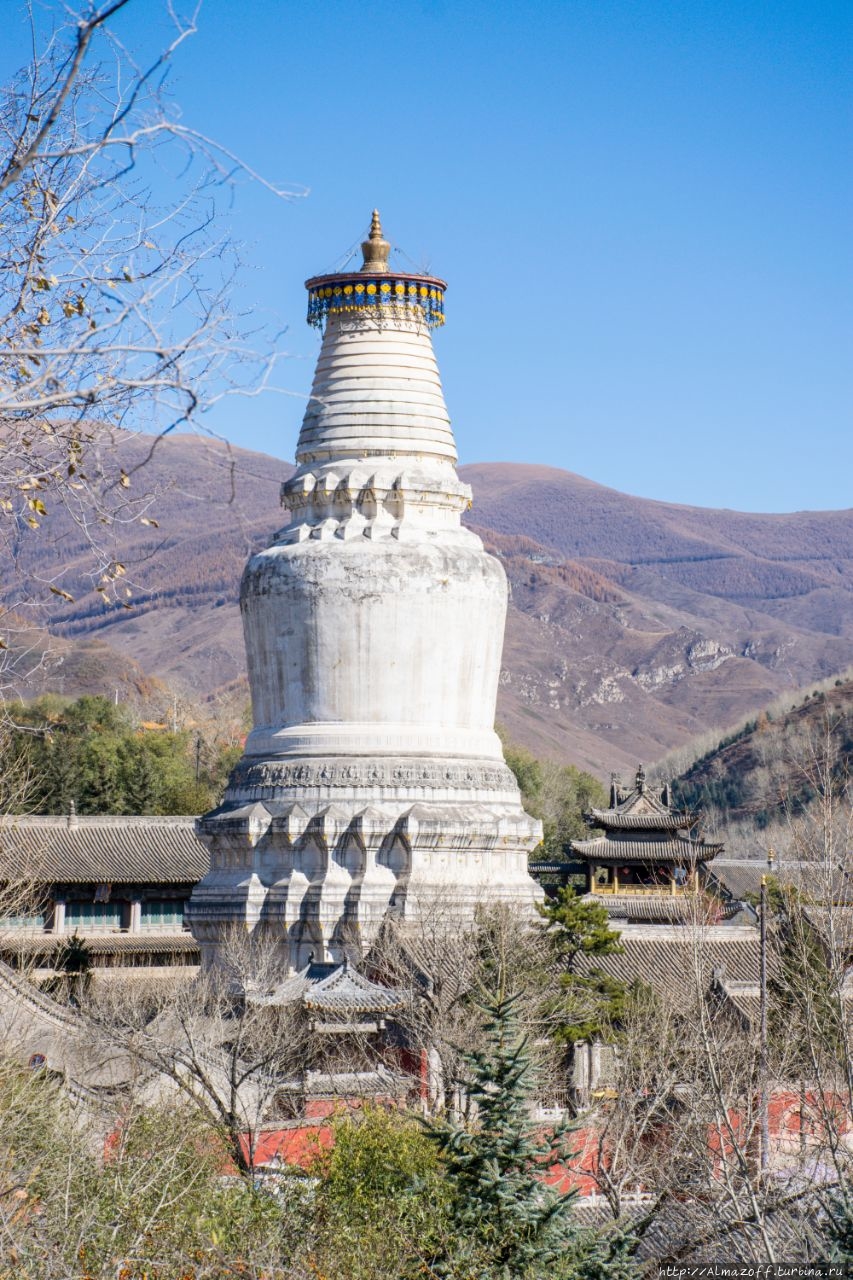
[361,209,391,273]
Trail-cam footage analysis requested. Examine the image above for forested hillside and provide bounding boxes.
[666,673,853,847]
[3,695,241,816]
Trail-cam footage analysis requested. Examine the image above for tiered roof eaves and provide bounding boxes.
[587,810,697,832]
[572,835,723,863]
[304,962,405,1015]
[253,960,405,1015]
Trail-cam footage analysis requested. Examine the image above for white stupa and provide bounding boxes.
[188,213,542,970]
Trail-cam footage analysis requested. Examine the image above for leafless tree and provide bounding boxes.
[83,927,319,1176]
[767,716,853,1242]
[577,872,850,1264]
[372,899,567,1119]
[0,0,299,689]
[0,721,59,951]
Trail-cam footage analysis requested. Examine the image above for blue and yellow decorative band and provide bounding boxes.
[305,273,446,329]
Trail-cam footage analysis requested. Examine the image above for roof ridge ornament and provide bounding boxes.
[360,209,391,273]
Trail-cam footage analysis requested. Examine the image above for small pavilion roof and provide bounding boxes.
[252,959,405,1015]
[586,764,698,833]
[304,961,405,1015]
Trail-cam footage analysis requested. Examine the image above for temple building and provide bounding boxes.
[566,765,761,1102]
[189,213,542,972]
[572,764,727,925]
[0,812,203,980]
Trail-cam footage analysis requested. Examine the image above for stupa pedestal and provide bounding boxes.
[188,213,542,971]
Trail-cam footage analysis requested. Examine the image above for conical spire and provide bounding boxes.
[360,209,390,273]
[299,212,453,462]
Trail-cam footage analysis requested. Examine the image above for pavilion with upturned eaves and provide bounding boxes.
[571,765,727,925]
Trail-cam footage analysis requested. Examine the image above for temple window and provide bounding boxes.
[65,901,123,931]
[141,900,187,929]
[0,911,46,929]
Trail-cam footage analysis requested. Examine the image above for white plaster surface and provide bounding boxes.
[297,316,458,464]
[189,305,542,971]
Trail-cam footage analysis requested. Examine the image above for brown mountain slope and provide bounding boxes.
[461,463,852,772]
[3,435,851,778]
[668,675,853,847]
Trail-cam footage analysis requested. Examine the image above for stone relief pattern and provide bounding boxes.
[228,758,518,794]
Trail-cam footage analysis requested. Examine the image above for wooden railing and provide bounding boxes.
[592,883,692,896]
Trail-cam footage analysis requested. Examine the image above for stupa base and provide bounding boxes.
[187,779,543,972]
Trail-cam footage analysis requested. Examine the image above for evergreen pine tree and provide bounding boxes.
[539,887,627,1044]
[79,743,122,813]
[423,988,635,1279]
[122,744,165,814]
[42,737,80,813]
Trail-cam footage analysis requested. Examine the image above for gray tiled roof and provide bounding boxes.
[703,858,773,900]
[0,957,138,1091]
[713,976,761,1027]
[1,930,198,955]
[572,835,723,863]
[583,893,738,923]
[253,960,405,1014]
[0,816,208,884]
[588,810,694,831]
[620,1192,826,1265]
[705,858,853,904]
[577,924,761,1000]
[302,1066,410,1098]
[304,962,405,1014]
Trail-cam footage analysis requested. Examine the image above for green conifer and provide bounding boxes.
[823,1183,853,1262]
[539,887,627,1044]
[423,987,635,1279]
[122,744,165,814]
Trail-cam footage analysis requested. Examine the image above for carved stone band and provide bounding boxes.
[227,757,519,794]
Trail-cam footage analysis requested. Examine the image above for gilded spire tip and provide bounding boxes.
[361,208,390,273]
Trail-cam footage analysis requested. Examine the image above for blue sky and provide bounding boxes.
[7,0,852,512]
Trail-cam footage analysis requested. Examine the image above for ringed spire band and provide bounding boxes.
[305,210,446,330]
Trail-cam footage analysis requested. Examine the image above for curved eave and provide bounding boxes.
[587,810,697,832]
[571,837,724,862]
[304,998,404,1015]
